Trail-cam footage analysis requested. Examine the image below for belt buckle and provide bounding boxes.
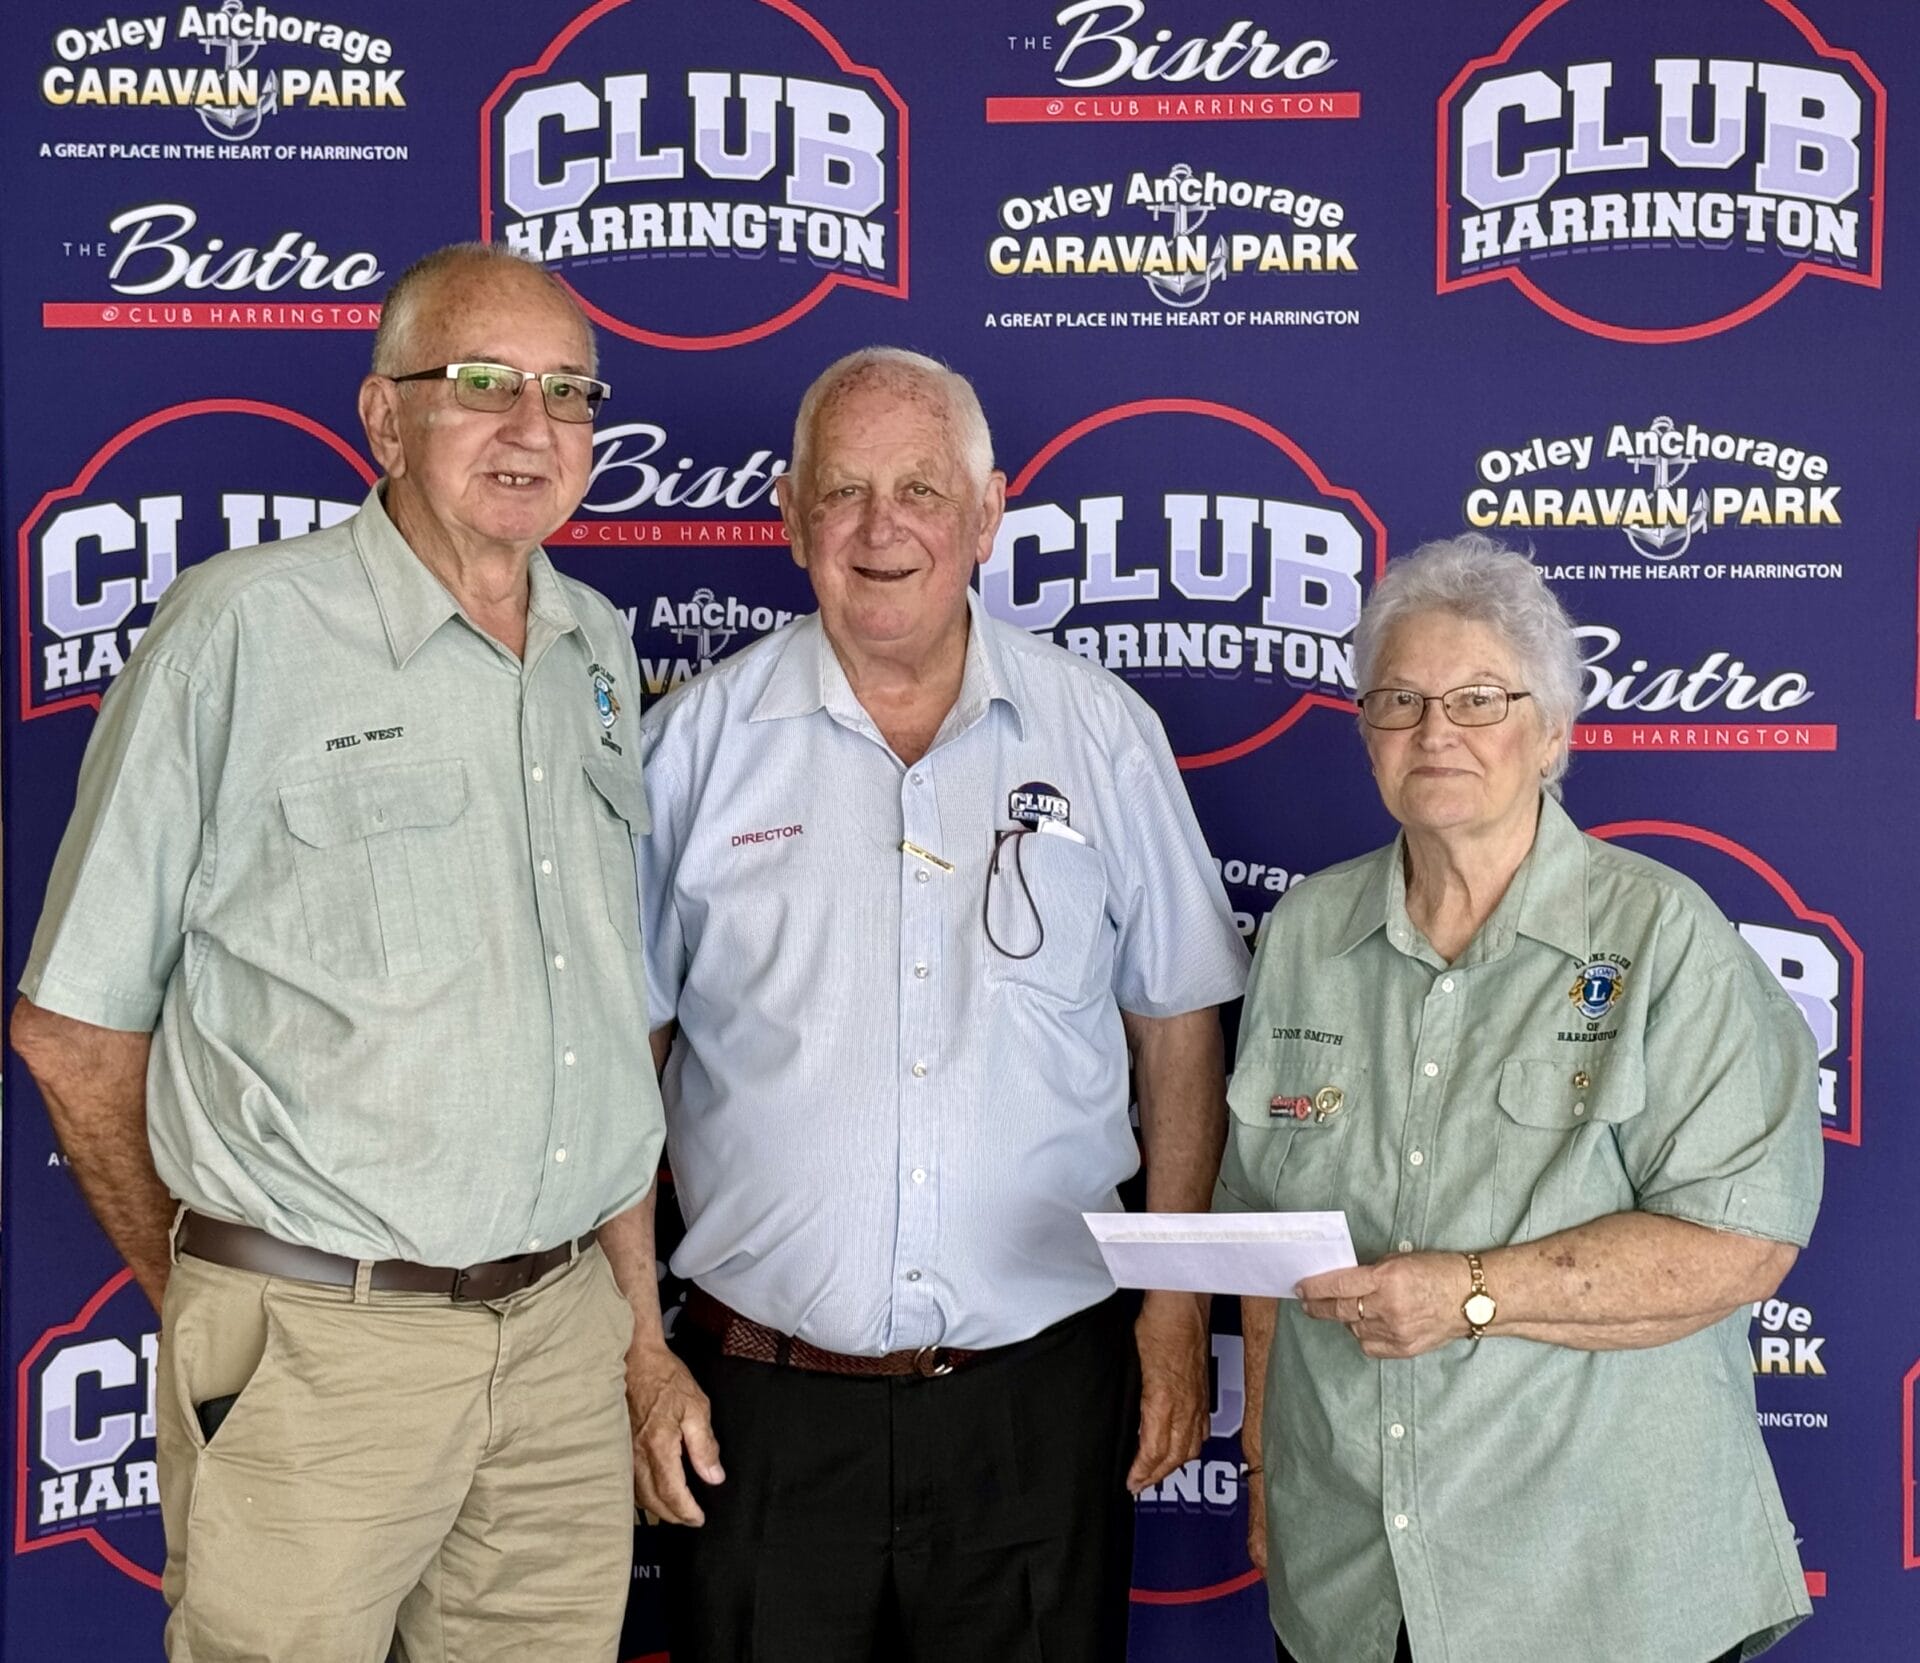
[449,1265,481,1304]
[912,1345,953,1379]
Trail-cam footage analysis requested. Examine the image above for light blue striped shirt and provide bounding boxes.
[638,593,1248,1353]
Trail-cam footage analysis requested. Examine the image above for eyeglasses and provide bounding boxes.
[388,362,610,425]
[1357,685,1533,730]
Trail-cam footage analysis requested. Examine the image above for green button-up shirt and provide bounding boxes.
[1217,794,1821,1663]
[22,488,665,1266]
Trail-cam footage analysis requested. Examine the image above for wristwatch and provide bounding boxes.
[1461,1252,1497,1338]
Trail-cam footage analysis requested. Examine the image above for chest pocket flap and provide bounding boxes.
[582,757,651,834]
[1496,1055,1646,1130]
[280,759,469,847]
[277,760,476,979]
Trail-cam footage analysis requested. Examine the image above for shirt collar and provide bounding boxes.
[1332,793,1590,965]
[356,485,580,668]
[749,590,1026,742]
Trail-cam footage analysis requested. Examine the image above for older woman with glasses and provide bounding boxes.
[1217,536,1823,1663]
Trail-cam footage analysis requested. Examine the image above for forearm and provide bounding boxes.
[11,996,171,1310]
[1484,1210,1798,1350]
[598,1184,671,1353]
[1128,1006,1227,1213]
[1240,1294,1276,1466]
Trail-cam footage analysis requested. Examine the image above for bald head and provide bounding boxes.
[790,349,993,503]
[371,244,598,379]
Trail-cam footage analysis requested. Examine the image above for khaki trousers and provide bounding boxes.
[156,1239,636,1663]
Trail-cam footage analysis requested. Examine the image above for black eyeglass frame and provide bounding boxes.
[387,361,611,424]
[1356,685,1534,731]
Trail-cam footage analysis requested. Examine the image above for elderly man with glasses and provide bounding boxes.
[12,243,661,1663]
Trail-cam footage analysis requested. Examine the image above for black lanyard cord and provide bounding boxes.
[983,826,1045,960]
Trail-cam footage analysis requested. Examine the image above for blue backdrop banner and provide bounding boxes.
[3,3,1912,1658]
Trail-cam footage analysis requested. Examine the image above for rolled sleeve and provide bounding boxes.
[1618,946,1824,1247]
[1107,736,1249,1017]
[20,658,206,1030]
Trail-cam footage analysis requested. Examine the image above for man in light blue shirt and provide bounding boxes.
[605,347,1248,1662]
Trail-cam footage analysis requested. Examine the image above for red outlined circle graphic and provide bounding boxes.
[1588,819,1862,1146]
[15,399,377,723]
[999,399,1387,773]
[1435,0,1886,344]
[12,1269,161,1590]
[477,0,909,352]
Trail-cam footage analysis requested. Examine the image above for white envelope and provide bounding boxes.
[1082,1210,1357,1298]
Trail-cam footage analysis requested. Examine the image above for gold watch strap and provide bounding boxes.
[1463,1250,1492,1338]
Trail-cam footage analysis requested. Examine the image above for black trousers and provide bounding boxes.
[664,1294,1141,1663]
[1277,1630,1744,1662]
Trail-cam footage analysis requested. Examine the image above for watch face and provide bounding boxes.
[1464,1293,1497,1327]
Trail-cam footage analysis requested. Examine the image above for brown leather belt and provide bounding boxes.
[175,1211,594,1302]
[684,1286,983,1379]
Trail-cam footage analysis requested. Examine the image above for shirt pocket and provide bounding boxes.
[581,758,649,952]
[1492,1054,1646,1242]
[278,759,478,980]
[981,831,1109,1005]
[1223,1041,1365,1211]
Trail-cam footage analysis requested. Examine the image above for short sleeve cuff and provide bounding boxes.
[1640,1181,1818,1247]
[18,962,163,1032]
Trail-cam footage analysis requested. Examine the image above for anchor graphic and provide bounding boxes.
[1624,415,1710,561]
[197,0,279,142]
[666,589,738,663]
[1143,164,1227,309]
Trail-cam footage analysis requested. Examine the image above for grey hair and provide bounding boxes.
[370,243,597,377]
[789,347,994,496]
[1353,534,1583,797]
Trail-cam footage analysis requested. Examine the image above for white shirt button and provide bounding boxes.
[1409,1150,1425,1167]
[911,1061,928,1078]
[911,1168,927,1184]
[1393,1513,1409,1530]
[528,1237,542,1250]
[1390,1423,1405,1439]
[541,859,553,875]
[910,771,924,785]
[1422,1061,1439,1078]
[563,1050,576,1067]
[1440,977,1455,993]
[553,953,566,970]
[554,1148,567,1163]
[913,963,929,979]
[1573,1101,1586,1116]
[1398,1240,1414,1254]
[531,766,544,782]
[915,868,930,884]
[905,1269,922,1282]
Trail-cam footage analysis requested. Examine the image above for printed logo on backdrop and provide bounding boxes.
[17,400,375,721]
[560,419,790,548]
[1463,415,1847,753]
[38,4,408,152]
[1587,821,1861,1145]
[43,201,387,331]
[1905,1360,1920,1571]
[13,1270,164,1589]
[990,1,1357,126]
[1437,0,1884,342]
[984,162,1359,333]
[981,399,1386,768]
[480,0,907,351]
[1132,1331,1265,1606]
[1469,417,1844,568]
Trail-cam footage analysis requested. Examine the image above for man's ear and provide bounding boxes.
[358,374,409,479]
[973,470,1007,567]
[776,473,809,572]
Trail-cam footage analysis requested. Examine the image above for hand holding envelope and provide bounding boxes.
[1082,1211,1357,1298]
